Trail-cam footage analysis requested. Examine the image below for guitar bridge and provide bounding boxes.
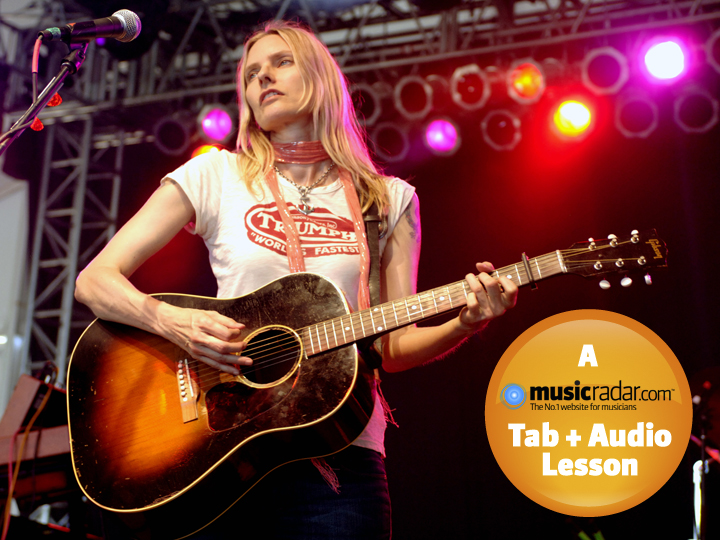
[177,358,199,423]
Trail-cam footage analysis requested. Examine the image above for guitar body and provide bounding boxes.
[67,273,375,539]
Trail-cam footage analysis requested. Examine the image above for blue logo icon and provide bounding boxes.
[501,383,526,409]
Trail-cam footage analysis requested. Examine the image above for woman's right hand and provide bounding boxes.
[159,303,251,375]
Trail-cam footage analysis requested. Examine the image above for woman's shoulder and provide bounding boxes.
[381,175,416,202]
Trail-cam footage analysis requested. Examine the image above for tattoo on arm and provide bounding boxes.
[402,196,421,243]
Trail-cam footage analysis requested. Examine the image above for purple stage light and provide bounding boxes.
[644,40,686,81]
[424,118,460,155]
[200,106,233,142]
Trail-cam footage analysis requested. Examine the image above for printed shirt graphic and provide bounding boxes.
[245,202,361,259]
[165,150,416,456]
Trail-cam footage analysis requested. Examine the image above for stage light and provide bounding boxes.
[507,60,545,104]
[394,75,433,120]
[450,64,491,111]
[481,110,522,151]
[198,104,234,144]
[371,122,409,163]
[643,39,687,81]
[615,93,659,139]
[581,47,629,95]
[553,100,593,139]
[191,145,221,159]
[705,28,720,75]
[153,113,194,156]
[351,83,382,126]
[426,75,451,112]
[673,87,719,133]
[423,118,460,156]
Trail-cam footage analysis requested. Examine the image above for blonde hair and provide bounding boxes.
[236,20,388,211]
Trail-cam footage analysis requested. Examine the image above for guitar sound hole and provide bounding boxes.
[241,327,301,386]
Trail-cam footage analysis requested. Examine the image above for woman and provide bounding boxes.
[75,20,518,539]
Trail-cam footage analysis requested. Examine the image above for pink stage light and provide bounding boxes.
[424,118,460,155]
[199,106,233,142]
[644,40,686,81]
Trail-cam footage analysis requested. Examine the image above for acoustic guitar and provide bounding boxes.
[66,229,667,539]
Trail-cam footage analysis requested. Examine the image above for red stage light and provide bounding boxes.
[191,145,221,159]
[553,100,593,139]
[507,61,545,103]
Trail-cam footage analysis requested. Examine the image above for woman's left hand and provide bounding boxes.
[458,261,519,333]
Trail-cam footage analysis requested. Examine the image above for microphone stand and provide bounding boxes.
[0,41,89,157]
[691,402,710,540]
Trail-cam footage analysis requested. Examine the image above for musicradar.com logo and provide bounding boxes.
[500,384,526,409]
[485,310,693,517]
[526,380,675,411]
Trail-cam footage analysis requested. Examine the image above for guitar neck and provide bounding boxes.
[301,250,566,356]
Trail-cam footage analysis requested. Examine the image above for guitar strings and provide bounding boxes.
[180,239,646,381]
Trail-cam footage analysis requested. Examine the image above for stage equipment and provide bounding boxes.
[552,100,593,139]
[507,59,545,104]
[673,87,719,134]
[425,75,451,112]
[481,109,522,151]
[642,38,687,81]
[423,118,460,156]
[351,83,382,126]
[614,92,659,139]
[393,75,433,121]
[371,122,409,163]
[581,47,629,95]
[450,64,491,111]
[38,9,141,44]
[705,27,720,75]
[153,113,195,156]
[197,104,235,145]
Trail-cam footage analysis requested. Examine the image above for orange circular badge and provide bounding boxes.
[485,310,692,516]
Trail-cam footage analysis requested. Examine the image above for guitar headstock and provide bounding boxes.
[562,229,667,281]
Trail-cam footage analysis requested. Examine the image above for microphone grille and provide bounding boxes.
[113,9,142,42]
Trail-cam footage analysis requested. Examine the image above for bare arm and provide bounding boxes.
[380,194,518,373]
[74,180,249,374]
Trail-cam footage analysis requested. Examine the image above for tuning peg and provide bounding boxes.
[607,234,618,247]
[644,274,652,285]
[599,279,611,290]
[631,230,640,243]
[621,277,632,287]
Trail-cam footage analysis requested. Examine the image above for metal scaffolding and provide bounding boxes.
[2,0,720,383]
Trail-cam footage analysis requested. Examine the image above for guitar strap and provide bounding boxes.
[361,202,383,370]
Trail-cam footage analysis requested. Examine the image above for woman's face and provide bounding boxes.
[243,34,313,140]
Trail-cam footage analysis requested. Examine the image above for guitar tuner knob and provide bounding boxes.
[631,230,640,243]
[607,234,618,247]
[599,279,611,290]
[631,230,639,235]
[644,274,653,285]
[621,276,633,287]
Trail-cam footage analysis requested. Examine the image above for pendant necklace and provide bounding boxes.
[274,162,335,215]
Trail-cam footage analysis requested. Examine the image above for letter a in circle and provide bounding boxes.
[578,344,598,367]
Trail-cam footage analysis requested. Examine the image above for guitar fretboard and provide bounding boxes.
[301,250,566,356]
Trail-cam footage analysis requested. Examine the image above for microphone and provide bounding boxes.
[39,10,142,43]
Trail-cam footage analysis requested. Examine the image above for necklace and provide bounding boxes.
[274,162,335,215]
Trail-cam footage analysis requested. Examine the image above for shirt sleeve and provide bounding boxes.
[383,176,416,241]
[161,150,235,239]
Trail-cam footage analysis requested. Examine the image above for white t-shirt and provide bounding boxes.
[164,149,416,455]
